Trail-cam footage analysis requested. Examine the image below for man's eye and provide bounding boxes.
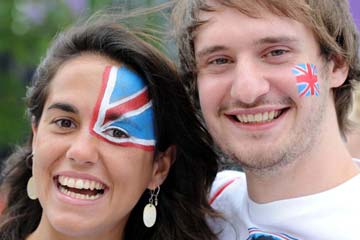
[265,49,289,57]
[209,57,231,65]
[54,119,75,128]
[103,128,129,139]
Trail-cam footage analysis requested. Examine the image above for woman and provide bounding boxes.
[0,15,218,240]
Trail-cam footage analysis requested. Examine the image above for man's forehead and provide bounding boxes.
[196,0,307,21]
[195,4,302,35]
[196,2,267,29]
[193,5,317,60]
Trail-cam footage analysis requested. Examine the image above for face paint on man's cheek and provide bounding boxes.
[89,65,156,151]
[291,63,320,97]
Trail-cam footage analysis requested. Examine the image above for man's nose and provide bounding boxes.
[230,60,270,104]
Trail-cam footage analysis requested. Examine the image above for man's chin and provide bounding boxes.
[232,152,286,173]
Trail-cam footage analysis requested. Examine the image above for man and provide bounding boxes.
[347,89,360,158]
[172,0,360,239]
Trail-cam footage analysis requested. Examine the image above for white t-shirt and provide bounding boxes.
[208,159,360,240]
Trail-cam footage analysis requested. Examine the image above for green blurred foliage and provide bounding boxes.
[0,0,169,159]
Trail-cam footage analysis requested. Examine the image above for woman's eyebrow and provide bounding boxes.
[47,102,79,114]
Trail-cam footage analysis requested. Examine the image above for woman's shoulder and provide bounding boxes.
[209,170,246,204]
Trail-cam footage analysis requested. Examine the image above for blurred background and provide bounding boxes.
[0,0,359,163]
[0,0,170,163]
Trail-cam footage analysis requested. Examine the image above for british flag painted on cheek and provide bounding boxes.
[90,65,156,151]
[291,63,320,97]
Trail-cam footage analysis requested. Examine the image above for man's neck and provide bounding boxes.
[245,128,359,204]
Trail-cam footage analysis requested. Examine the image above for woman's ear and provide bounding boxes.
[328,55,350,88]
[31,122,38,151]
[147,145,176,190]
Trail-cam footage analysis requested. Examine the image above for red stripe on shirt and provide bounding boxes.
[209,177,240,205]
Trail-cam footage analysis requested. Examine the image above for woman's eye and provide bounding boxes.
[54,119,75,129]
[103,128,129,139]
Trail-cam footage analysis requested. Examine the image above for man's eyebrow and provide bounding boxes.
[195,37,297,58]
[254,36,298,45]
[195,45,229,59]
[47,103,79,114]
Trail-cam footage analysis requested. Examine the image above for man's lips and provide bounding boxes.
[226,107,290,124]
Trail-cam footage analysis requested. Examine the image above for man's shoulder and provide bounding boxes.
[209,170,246,205]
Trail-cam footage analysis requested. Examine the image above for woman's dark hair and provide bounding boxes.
[0,13,219,240]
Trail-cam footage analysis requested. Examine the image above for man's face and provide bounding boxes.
[194,4,337,172]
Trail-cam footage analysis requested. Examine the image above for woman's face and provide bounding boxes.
[31,54,169,239]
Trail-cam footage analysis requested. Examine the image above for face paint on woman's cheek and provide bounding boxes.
[291,63,320,97]
[90,65,156,151]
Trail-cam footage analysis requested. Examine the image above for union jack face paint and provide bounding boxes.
[90,65,156,151]
[291,63,319,97]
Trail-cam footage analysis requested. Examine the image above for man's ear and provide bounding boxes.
[328,55,349,88]
[147,145,176,190]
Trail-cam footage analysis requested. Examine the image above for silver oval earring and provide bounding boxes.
[27,176,38,200]
[143,186,160,228]
[26,153,38,200]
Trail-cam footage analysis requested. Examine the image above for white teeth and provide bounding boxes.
[247,114,254,122]
[59,185,102,201]
[84,180,90,189]
[67,178,75,188]
[95,182,102,190]
[58,176,105,190]
[75,179,83,189]
[235,110,281,123]
[254,113,262,122]
[269,111,275,120]
[263,112,269,121]
[90,181,96,190]
[242,115,248,123]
